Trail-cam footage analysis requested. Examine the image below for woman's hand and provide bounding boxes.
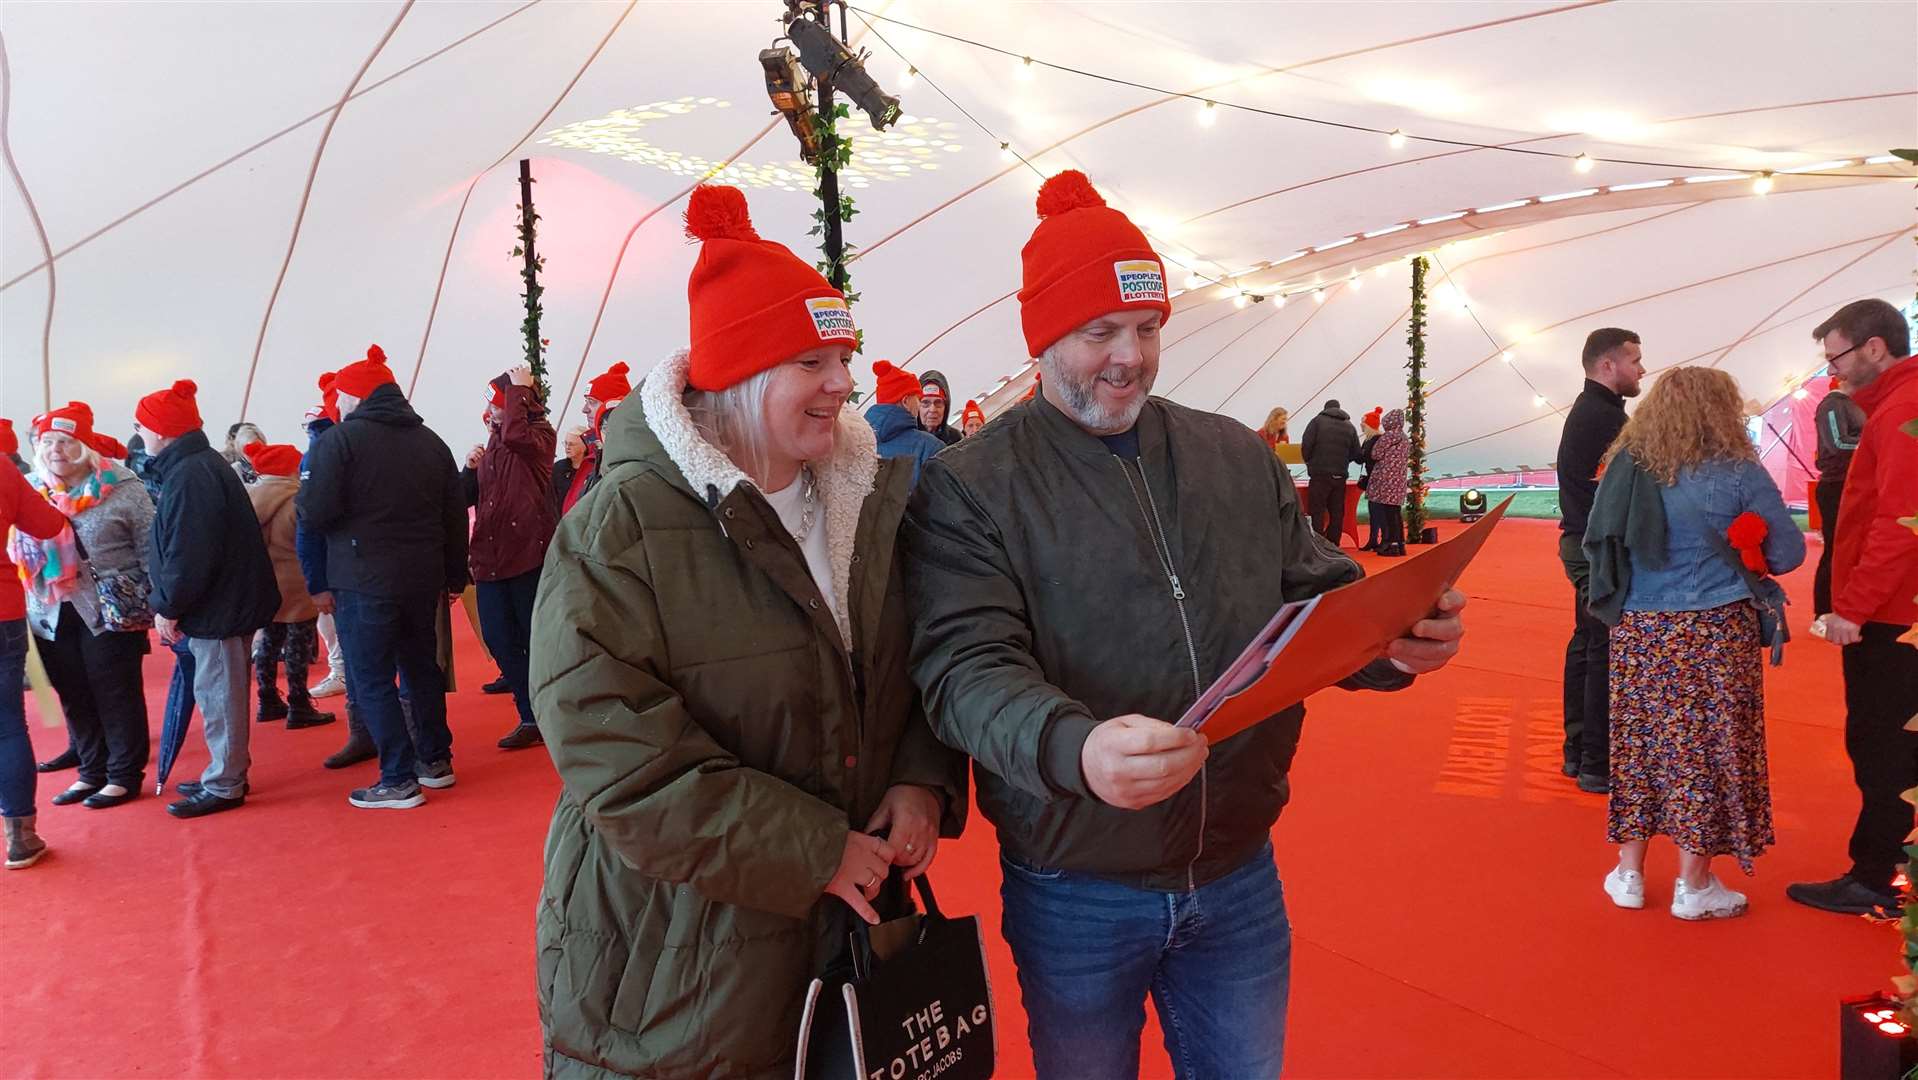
[866,784,942,880]
[825,831,897,925]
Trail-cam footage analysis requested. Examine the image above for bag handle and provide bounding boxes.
[848,872,946,982]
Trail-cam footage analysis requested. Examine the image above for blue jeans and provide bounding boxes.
[999,844,1291,1079]
[333,589,451,788]
[475,568,540,730]
[0,620,32,818]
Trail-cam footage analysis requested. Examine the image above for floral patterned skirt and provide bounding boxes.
[1606,601,1774,873]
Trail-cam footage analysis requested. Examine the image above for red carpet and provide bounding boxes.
[6,518,1887,1078]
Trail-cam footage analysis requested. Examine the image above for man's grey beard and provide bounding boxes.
[1038,347,1153,434]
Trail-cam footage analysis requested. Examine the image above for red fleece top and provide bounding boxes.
[0,459,69,621]
[1832,355,1918,627]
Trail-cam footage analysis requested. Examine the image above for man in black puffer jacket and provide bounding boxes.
[137,380,280,820]
[297,347,469,811]
[1300,399,1363,545]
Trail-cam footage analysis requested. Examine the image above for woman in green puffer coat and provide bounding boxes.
[528,185,965,1079]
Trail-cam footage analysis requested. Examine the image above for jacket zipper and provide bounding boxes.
[1116,456,1207,892]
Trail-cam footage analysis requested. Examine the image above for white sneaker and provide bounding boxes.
[1671,874,1748,920]
[1604,867,1646,909]
[309,672,348,699]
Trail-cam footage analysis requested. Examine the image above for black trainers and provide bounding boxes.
[481,675,511,695]
[497,724,544,750]
[1576,772,1611,794]
[348,782,425,810]
[1786,875,1899,916]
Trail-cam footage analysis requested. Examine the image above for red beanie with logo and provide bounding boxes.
[962,400,986,428]
[587,362,632,402]
[243,441,302,478]
[684,184,856,392]
[136,380,203,438]
[1018,170,1171,359]
[334,345,396,399]
[871,361,921,406]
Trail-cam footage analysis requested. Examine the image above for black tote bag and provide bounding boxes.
[796,874,996,1080]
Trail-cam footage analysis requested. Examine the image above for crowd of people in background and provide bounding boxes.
[0,167,1911,1079]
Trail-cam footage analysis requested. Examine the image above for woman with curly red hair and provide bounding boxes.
[1583,366,1804,919]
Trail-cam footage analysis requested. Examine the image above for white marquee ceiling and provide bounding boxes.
[2,0,1913,474]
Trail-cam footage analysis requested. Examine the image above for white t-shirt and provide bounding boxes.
[761,473,839,623]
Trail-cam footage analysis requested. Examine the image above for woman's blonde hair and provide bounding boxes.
[1260,406,1289,440]
[1602,366,1756,484]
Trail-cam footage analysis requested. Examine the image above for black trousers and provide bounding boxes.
[39,603,150,789]
[475,568,541,730]
[1557,533,1611,776]
[1373,503,1405,548]
[1844,622,1918,890]
[254,619,319,705]
[1307,477,1348,545]
[1813,480,1844,617]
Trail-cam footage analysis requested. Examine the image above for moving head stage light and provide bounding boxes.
[1459,489,1488,523]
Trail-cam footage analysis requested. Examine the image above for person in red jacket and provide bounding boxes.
[1788,298,1918,916]
[3,457,72,867]
[472,365,558,749]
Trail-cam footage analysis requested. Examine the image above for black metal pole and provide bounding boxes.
[814,2,846,290]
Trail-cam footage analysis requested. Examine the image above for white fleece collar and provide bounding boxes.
[640,350,878,646]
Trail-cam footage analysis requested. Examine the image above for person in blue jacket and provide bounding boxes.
[863,360,944,488]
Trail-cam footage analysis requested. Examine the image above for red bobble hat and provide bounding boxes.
[1363,407,1383,430]
[34,401,127,459]
[1018,170,1171,359]
[243,441,302,478]
[587,362,632,402]
[961,400,986,428]
[136,380,203,439]
[683,184,855,392]
[870,361,921,406]
[333,344,397,399]
[0,418,15,457]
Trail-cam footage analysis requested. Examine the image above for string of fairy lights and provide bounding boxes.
[848,5,1907,427]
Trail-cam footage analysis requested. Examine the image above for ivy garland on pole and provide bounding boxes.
[809,100,867,406]
[510,158,551,401]
[1404,254,1431,541]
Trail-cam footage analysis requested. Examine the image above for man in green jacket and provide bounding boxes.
[904,170,1466,1076]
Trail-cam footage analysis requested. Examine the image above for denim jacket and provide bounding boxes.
[1620,458,1805,613]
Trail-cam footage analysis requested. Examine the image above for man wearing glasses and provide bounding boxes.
[1789,298,1918,916]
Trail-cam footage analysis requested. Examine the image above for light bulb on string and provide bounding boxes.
[1753,171,1775,195]
[1348,271,1362,291]
[1573,153,1595,173]
[998,142,1013,162]
[900,66,917,88]
[1018,56,1035,81]
[1233,291,1250,309]
[1533,395,1549,408]
[1185,273,1201,290]
[1313,289,1327,305]
[1198,100,1217,127]
[1272,293,1286,308]
[1501,351,1514,363]
[1388,129,1406,149]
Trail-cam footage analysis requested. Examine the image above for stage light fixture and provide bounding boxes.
[759,46,823,162]
[1459,489,1487,523]
[783,11,902,131]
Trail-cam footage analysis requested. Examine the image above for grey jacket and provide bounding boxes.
[26,466,156,640]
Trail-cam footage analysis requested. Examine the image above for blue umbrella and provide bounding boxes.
[152,635,196,795]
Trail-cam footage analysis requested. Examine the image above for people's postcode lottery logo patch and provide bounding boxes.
[806,296,858,342]
[1113,260,1166,304]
